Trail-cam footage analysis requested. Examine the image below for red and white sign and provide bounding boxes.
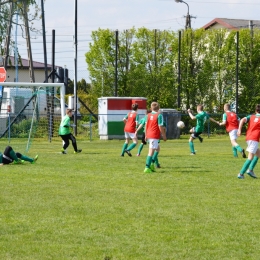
[0,67,6,82]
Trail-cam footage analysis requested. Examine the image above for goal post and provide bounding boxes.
[0,82,66,152]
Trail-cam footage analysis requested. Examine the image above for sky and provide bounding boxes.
[15,0,260,83]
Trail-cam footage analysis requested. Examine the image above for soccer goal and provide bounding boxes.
[0,82,65,152]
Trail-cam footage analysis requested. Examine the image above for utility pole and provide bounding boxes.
[115,29,118,97]
[74,0,78,135]
[3,2,14,70]
[175,0,195,29]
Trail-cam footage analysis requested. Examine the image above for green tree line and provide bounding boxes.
[85,27,260,114]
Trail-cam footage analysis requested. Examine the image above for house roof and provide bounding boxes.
[6,56,60,70]
[202,18,260,30]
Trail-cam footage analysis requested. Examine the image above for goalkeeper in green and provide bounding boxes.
[0,146,38,165]
[59,108,82,154]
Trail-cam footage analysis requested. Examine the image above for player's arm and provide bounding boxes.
[237,117,247,136]
[158,114,167,141]
[209,117,219,124]
[159,125,167,141]
[123,114,128,123]
[219,120,226,126]
[219,113,226,126]
[135,122,144,133]
[187,109,196,120]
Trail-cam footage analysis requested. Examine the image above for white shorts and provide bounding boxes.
[125,132,136,139]
[229,129,238,141]
[147,139,159,149]
[246,140,259,154]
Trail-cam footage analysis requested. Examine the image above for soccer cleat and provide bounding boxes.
[237,173,245,179]
[150,163,156,172]
[136,154,140,156]
[120,154,124,157]
[61,148,67,154]
[144,167,152,173]
[74,149,82,154]
[13,159,24,165]
[156,164,161,168]
[199,137,203,143]
[241,149,246,158]
[124,150,132,157]
[31,155,38,164]
[247,170,257,179]
[190,152,196,155]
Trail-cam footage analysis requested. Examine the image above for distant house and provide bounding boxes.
[4,56,61,83]
[202,18,260,30]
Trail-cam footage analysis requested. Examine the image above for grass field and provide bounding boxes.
[0,136,260,260]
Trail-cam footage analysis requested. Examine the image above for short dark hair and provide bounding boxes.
[132,103,138,111]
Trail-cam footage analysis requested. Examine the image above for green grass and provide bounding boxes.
[0,136,260,259]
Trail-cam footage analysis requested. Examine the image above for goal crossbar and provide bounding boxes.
[0,82,66,117]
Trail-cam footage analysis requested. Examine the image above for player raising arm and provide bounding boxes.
[187,105,219,155]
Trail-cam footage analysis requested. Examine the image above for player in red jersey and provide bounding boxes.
[237,104,260,179]
[219,103,246,158]
[143,102,166,173]
[120,103,139,157]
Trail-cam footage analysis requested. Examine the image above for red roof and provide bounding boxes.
[202,18,260,30]
[6,56,61,69]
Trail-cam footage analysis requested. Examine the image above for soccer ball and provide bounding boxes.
[177,121,185,129]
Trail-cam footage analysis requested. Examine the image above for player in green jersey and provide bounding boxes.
[59,108,82,154]
[187,105,219,155]
[0,146,38,165]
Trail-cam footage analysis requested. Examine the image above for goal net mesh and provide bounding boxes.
[0,83,65,153]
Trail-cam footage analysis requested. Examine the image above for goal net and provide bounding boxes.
[0,82,65,153]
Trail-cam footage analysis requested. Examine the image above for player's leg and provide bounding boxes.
[17,152,35,163]
[152,145,160,169]
[125,133,137,157]
[230,130,246,158]
[198,134,203,143]
[189,128,196,155]
[121,132,130,156]
[247,147,260,178]
[61,135,70,153]
[3,146,20,164]
[69,133,82,153]
[144,139,158,173]
[137,133,146,156]
[238,141,257,179]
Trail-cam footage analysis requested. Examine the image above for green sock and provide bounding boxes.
[235,145,243,153]
[138,144,144,155]
[232,147,238,157]
[9,150,18,161]
[127,143,136,151]
[121,143,128,155]
[240,159,252,174]
[189,141,195,153]
[249,156,258,171]
[145,156,152,168]
[21,155,33,163]
[152,151,159,164]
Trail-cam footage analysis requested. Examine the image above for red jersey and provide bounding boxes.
[124,112,137,133]
[246,114,260,142]
[146,112,161,139]
[225,111,239,132]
